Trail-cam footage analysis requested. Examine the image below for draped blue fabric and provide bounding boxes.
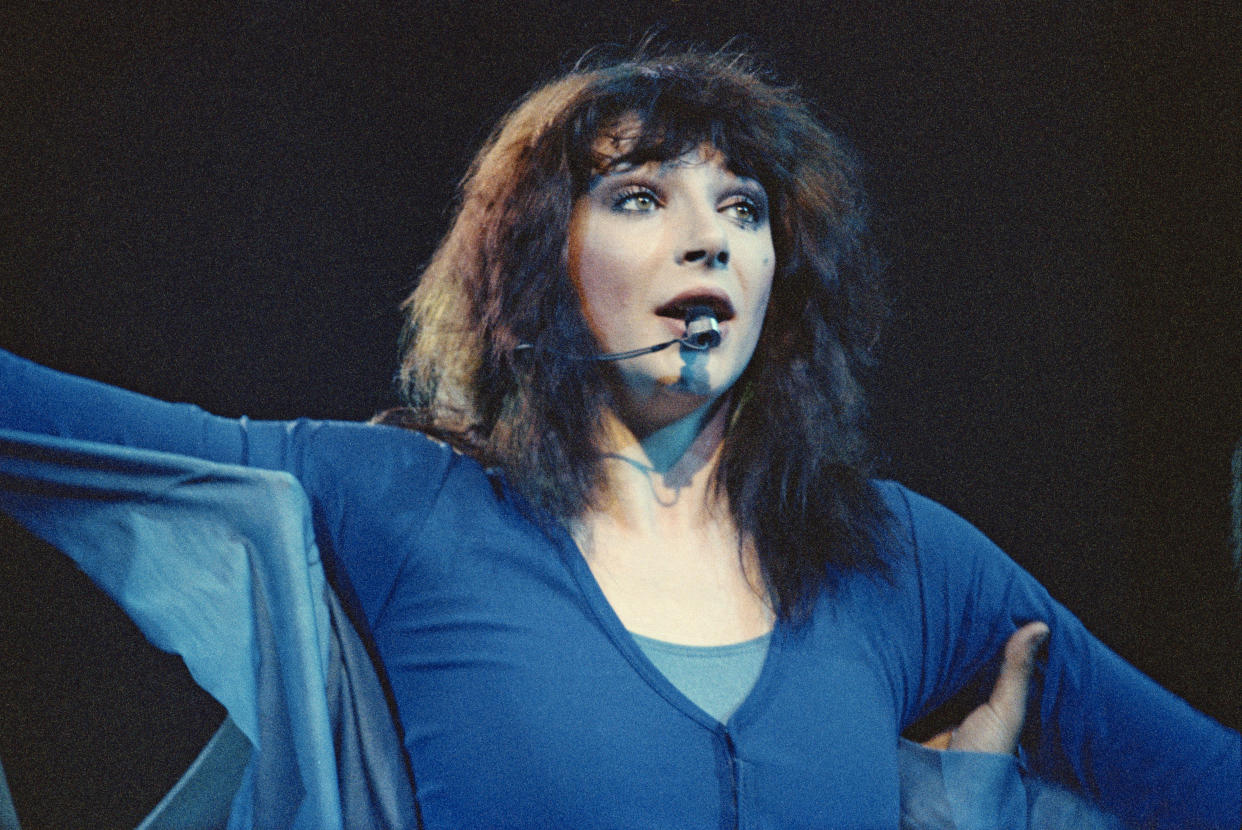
[0,426,1130,830]
[0,428,417,828]
[3,348,1238,828]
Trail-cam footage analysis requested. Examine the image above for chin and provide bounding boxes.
[611,347,740,422]
[673,354,714,395]
[645,348,722,396]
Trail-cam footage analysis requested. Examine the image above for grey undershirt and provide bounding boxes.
[630,631,771,723]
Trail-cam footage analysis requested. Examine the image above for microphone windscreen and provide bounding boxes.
[683,306,722,349]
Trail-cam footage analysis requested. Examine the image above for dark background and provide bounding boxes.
[2,2,1239,825]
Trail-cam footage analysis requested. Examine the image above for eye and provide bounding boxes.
[613,187,661,213]
[722,196,765,226]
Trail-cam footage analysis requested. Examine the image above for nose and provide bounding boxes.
[676,202,730,269]
[682,247,729,268]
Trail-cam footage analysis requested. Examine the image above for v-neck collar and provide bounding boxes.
[544,516,786,733]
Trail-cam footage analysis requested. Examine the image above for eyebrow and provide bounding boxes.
[584,159,653,191]
[589,157,761,189]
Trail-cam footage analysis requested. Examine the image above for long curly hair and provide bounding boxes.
[392,49,892,619]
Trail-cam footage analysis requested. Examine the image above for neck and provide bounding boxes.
[592,394,731,529]
[576,392,773,644]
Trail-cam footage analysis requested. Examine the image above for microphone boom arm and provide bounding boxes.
[514,306,722,362]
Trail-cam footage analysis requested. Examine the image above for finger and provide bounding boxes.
[987,621,1050,729]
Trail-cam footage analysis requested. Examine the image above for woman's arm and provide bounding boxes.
[891,483,1241,829]
[1,347,458,628]
[901,623,1044,829]
[902,623,1128,830]
[1,348,258,464]
[0,428,420,828]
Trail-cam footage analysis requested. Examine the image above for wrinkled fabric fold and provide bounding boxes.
[0,428,418,828]
[898,738,1126,829]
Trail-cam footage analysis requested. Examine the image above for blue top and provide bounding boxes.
[630,631,771,723]
[2,350,1238,829]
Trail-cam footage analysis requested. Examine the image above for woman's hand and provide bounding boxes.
[922,621,1050,754]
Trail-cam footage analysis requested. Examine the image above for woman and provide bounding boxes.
[1,50,1237,828]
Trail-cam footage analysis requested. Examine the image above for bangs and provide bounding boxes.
[564,67,776,192]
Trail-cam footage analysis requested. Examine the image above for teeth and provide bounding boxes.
[659,298,731,320]
[683,304,716,322]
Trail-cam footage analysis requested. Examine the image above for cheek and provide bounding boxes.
[568,214,628,317]
[748,254,776,319]
[569,229,656,324]
[572,249,635,326]
[739,229,775,293]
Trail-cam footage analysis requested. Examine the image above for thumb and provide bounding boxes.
[988,620,1050,729]
[948,621,1049,754]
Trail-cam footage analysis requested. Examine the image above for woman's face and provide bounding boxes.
[567,139,776,432]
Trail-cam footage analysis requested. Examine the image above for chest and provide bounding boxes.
[360,486,918,828]
[578,528,774,645]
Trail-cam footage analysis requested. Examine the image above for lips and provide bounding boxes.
[654,290,735,322]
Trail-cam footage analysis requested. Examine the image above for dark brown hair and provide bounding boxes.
[392,49,892,619]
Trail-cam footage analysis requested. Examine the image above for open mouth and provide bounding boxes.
[654,292,735,323]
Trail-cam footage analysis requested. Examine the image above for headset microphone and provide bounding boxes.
[514,305,722,362]
[680,305,722,350]
[588,304,721,361]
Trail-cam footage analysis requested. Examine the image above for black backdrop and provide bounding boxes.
[2,1,1239,823]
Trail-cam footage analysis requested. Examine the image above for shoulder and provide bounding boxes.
[867,480,1057,639]
[870,479,1006,564]
[285,420,502,621]
[267,418,476,520]
[866,479,1033,611]
[296,418,461,469]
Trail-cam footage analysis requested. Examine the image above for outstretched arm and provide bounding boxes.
[0,347,255,464]
[889,482,1239,829]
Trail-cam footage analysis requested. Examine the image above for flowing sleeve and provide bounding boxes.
[0,347,457,628]
[0,429,419,828]
[886,482,1241,830]
[898,738,1129,830]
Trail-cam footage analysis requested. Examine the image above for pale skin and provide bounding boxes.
[566,135,775,647]
[566,127,1045,754]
